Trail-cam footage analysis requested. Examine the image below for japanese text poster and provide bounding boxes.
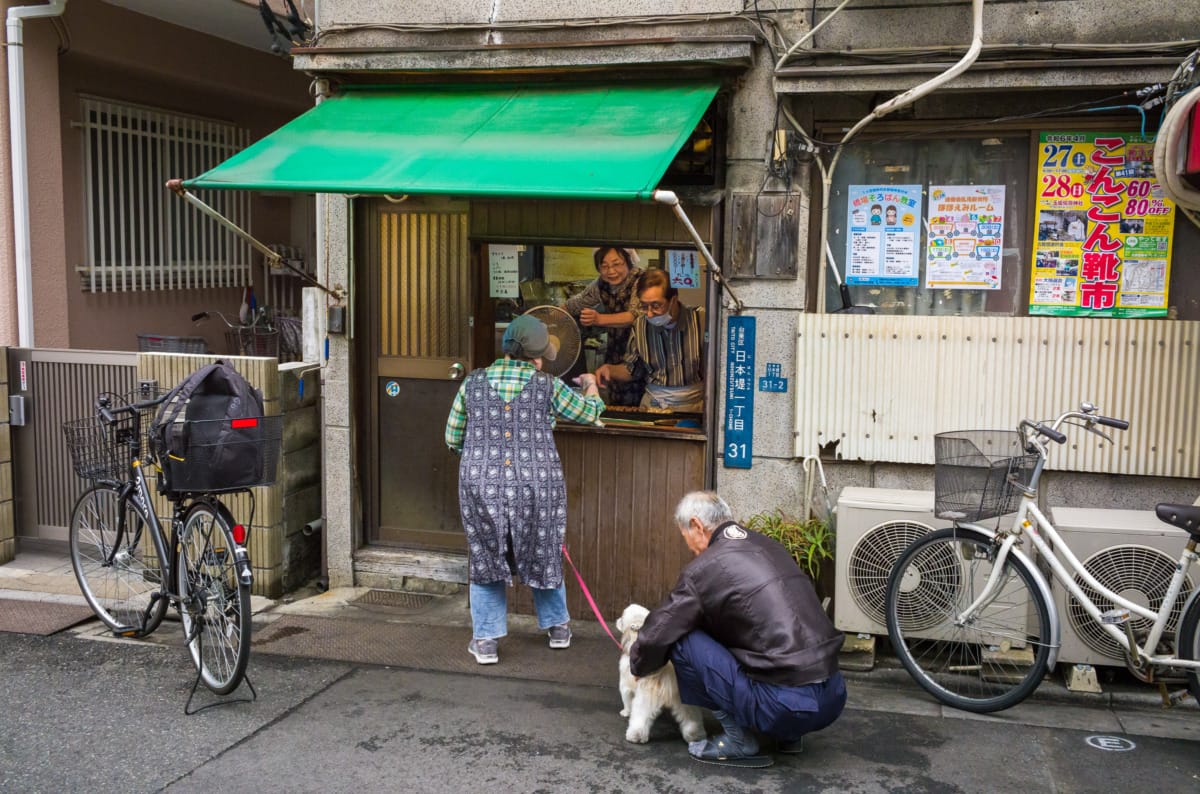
[845,185,923,286]
[488,244,520,298]
[667,249,701,289]
[925,185,1006,289]
[1029,132,1175,317]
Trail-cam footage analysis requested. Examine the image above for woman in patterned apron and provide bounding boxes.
[444,313,605,665]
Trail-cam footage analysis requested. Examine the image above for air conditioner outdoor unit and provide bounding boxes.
[834,487,951,636]
[1049,507,1195,667]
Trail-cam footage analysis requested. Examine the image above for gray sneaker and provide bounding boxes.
[468,638,498,665]
[548,623,571,649]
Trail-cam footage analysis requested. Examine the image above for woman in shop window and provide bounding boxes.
[561,245,645,406]
[444,314,605,666]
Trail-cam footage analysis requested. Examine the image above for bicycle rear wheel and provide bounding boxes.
[1179,593,1200,707]
[886,526,1051,713]
[177,502,251,695]
[69,485,168,635]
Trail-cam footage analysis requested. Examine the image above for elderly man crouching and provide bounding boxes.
[630,491,846,768]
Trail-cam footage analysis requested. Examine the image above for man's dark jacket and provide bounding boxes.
[630,521,843,686]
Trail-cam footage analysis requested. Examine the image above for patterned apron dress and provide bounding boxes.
[457,368,566,589]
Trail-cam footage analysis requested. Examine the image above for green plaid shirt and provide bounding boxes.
[445,358,604,453]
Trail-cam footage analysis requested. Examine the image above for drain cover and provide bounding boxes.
[352,590,436,610]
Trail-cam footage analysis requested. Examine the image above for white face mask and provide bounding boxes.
[646,313,673,327]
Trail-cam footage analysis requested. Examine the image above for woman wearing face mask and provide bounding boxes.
[594,268,706,413]
[562,245,645,406]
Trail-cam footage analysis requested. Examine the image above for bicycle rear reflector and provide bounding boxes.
[231,418,259,429]
[233,524,247,544]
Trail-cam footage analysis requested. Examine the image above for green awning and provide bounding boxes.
[184,82,718,200]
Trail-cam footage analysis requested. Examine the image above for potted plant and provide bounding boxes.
[744,508,835,602]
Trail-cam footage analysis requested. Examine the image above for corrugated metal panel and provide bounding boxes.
[31,351,138,531]
[379,210,470,358]
[794,315,1200,477]
[469,199,713,245]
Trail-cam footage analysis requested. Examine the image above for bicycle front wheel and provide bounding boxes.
[69,485,168,635]
[886,526,1051,713]
[177,502,251,695]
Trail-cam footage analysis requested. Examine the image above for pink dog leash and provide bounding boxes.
[562,544,623,651]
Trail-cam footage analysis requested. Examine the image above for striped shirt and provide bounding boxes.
[444,358,604,453]
[624,305,706,387]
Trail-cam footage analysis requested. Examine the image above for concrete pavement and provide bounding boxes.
[1,547,1198,792]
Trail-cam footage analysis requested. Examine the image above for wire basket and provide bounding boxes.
[934,430,1037,522]
[225,326,280,357]
[136,334,209,354]
[157,415,283,494]
[62,389,163,482]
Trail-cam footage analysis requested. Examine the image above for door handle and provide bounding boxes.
[448,362,465,380]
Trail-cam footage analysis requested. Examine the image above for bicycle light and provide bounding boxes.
[232,524,247,545]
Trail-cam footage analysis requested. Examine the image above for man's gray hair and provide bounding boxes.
[675,491,734,532]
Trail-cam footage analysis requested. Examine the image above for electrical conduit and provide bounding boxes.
[812,0,985,312]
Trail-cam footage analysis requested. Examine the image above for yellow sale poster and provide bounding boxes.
[1029,132,1175,317]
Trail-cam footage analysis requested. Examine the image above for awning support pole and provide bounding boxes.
[165,179,346,301]
[653,190,744,314]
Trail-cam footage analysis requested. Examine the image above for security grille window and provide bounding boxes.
[78,96,251,292]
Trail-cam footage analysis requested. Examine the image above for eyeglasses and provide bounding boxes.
[598,262,626,272]
[642,299,670,312]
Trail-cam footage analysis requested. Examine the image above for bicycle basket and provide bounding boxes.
[158,414,283,494]
[933,430,1036,522]
[62,388,164,481]
[225,326,279,357]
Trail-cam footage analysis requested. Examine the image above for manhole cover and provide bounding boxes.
[352,590,436,610]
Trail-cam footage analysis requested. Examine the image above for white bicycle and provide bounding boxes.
[885,403,1200,713]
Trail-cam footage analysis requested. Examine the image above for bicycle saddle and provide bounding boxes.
[1155,503,1200,540]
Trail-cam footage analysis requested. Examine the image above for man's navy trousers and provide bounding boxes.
[669,629,847,741]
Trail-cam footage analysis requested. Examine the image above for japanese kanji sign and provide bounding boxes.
[723,316,755,469]
[1029,132,1175,317]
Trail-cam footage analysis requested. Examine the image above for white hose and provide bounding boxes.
[813,0,985,311]
[1152,87,1200,219]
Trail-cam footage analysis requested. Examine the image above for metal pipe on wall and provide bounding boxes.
[7,0,67,347]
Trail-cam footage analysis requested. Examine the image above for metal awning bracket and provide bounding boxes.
[653,190,744,314]
[165,178,347,302]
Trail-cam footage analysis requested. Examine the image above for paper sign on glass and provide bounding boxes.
[924,185,1006,290]
[488,244,520,298]
[845,185,923,286]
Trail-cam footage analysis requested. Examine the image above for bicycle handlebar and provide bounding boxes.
[1096,415,1130,430]
[1034,423,1067,444]
[94,392,169,425]
[1021,402,1130,455]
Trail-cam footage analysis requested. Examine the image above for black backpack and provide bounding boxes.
[153,360,266,493]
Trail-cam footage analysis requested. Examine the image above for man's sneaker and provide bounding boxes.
[548,623,572,649]
[468,638,498,665]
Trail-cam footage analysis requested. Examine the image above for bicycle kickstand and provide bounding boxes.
[1156,682,1190,709]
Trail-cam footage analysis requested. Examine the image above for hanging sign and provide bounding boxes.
[488,244,520,298]
[1029,132,1175,317]
[925,185,1006,290]
[845,185,923,286]
[723,316,755,469]
[667,249,701,289]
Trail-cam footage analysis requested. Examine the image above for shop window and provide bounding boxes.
[820,136,1030,315]
[481,242,709,421]
[818,133,1200,319]
[77,96,251,292]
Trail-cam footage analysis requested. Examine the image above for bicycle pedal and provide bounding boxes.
[111,626,140,638]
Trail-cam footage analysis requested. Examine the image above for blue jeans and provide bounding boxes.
[670,629,847,741]
[469,582,569,640]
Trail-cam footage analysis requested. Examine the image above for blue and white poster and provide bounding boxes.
[845,185,923,286]
[723,316,755,469]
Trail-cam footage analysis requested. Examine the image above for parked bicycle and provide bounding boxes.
[885,402,1200,713]
[62,379,281,711]
[192,309,280,358]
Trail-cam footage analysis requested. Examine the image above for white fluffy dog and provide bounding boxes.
[617,603,707,744]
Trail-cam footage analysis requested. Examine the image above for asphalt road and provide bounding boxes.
[2,629,1197,793]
